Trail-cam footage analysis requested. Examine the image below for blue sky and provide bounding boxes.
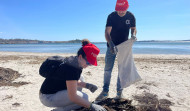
[0,0,190,42]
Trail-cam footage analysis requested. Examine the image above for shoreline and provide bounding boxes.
[0,52,190,111]
[1,51,190,56]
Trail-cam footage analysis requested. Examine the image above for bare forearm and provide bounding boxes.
[67,81,91,108]
[70,95,91,108]
[77,81,86,88]
[105,27,112,43]
[105,34,111,43]
[131,28,137,36]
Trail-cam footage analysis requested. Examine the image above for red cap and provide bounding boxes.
[82,43,100,66]
[115,0,129,11]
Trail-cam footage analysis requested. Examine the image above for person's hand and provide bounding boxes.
[131,35,137,40]
[108,41,118,54]
[90,103,107,111]
[86,83,98,93]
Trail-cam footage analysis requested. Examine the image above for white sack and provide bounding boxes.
[116,38,142,88]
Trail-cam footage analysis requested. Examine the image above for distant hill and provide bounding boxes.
[0,38,82,44]
[1,38,190,44]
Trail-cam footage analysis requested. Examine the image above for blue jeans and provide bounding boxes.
[103,47,122,92]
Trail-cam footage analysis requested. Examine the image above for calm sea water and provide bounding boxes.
[0,42,190,55]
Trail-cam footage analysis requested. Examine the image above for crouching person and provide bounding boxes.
[39,39,106,111]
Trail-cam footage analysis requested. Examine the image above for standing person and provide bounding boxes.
[96,0,137,101]
[39,39,106,111]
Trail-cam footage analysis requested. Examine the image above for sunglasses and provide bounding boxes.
[85,59,91,66]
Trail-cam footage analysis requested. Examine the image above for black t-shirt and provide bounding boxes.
[106,11,136,46]
[40,56,82,94]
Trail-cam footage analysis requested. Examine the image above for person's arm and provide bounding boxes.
[66,80,91,108]
[105,26,118,54]
[67,81,106,111]
[77,81,98,93]
[105,26,112,43]
[77,80,86,88]
[131,27,137,36]
[131,27,137,39]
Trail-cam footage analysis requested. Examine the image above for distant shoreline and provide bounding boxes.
[0,38,190,44]
[0,38,82,44]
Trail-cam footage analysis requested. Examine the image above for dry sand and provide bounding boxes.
[0,51,190,111]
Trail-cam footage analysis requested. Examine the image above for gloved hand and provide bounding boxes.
[131,35,137,40]
[86,83,98,93]
[90,103,107,111]
[108,41,118,54]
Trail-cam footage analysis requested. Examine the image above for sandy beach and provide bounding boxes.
[0,51,190,111]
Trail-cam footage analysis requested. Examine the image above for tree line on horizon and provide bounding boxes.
[0,38,189,44]
[0,38,82,44]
